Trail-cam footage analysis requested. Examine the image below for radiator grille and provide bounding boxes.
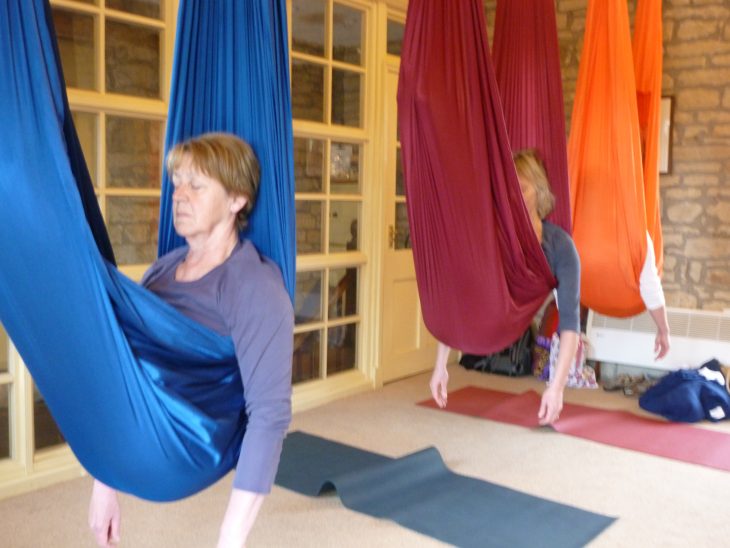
[592,308,730,341]
[720,317,730,343]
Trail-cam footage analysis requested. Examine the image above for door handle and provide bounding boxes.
[388,224,396,249]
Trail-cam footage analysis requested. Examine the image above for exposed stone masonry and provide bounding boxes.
[484,0,730,311]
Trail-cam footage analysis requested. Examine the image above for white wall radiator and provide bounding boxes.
[586,307,730,370]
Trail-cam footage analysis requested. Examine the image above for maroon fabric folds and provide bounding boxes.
[397,0,555,354]
[493,0,571,233]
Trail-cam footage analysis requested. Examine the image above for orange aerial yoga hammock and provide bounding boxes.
[633,0,664,273]
[568,0,662,317]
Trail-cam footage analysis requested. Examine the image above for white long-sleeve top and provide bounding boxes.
[640,232,666,311]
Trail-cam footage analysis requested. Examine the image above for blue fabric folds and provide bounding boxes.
[160,0,296,301]
[639,363,730,423]
[0,0,293,501]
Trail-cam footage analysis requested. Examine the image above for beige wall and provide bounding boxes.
[484,0,730,311]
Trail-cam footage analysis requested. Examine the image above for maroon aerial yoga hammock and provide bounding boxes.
[492,0,571,234]
[397,0,555,355]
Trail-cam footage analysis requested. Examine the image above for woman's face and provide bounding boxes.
[517,173,538,218]
[171,154,246,243]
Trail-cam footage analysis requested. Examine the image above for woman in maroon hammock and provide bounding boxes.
[429,149,581,425]
[429,149,670,423]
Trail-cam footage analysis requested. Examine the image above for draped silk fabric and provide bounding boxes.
[160,0,296,300]
[633,0,664,273]
[397,0,555,354]
[493,0,571,234]
[568,0,648,317]
[0,0,294,501]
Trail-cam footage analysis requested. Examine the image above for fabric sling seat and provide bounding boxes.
[633,0,664,273]
[397,0,556,355]
[0,0,294,501]
[492,0,571,234]
[568,0,663,317]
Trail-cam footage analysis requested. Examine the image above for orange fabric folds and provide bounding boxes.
[633,0,664,273]
[568,0,649,317]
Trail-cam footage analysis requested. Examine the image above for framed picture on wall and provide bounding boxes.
[659,96,673,174]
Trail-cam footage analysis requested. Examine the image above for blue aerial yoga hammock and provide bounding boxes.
[159,1,296,293]
[0,0,294,502]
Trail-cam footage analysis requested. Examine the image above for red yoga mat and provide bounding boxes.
[419,386,730,471]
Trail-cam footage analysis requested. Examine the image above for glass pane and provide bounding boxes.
[0,322,8,374]
[292,60,325,122]
[327,323,357,376]
[332,69,361,127]
[330,142,361,194]
[0,384,8,459]
[333,4,363,65]
[395,147,405,196]
[291,0,325,57]
[395,202,411,249]
[106,20,160,98]
[294,138,325,193]
[296,200,324,254]
[52,9,96,90]
[107,196,160,264]
[329,201,359,252]
[72,111,98,186]
[106,116,162,188]
[293,330,321,383]
[387,20,405,56]
[34,386,65,451]
[329,267,358,319]
[107,0,161,19]
[295,270,323,324]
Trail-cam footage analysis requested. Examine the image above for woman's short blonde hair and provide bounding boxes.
[166,132,260,230]
[513,148,555,220]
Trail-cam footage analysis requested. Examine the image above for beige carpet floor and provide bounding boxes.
[1,367,730,547]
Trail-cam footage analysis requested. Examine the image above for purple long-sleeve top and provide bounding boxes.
[141,239,293,494]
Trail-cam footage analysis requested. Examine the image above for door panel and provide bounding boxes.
[381,66,437,383]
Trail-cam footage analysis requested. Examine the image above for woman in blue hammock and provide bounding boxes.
[88,133,294,548]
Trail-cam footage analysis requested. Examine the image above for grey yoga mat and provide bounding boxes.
[275,431,615,547]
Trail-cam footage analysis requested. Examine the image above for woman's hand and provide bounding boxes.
[430,366,449,408]
[648,306,670,360]
[539,330,577,425]
[217,489,265,548]
[88,480,121,547]
[654,329,670,360]
[430,343,451,408]
[538,384,564,426]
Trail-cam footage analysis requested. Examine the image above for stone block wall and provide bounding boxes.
[484,0,730,311]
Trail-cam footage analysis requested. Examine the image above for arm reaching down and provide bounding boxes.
[217,489,265,548]
[640,232,670,360]
[648,306,670,359]
[88,479,121,547]
[430,342,451,408]
[538,329,579,425]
